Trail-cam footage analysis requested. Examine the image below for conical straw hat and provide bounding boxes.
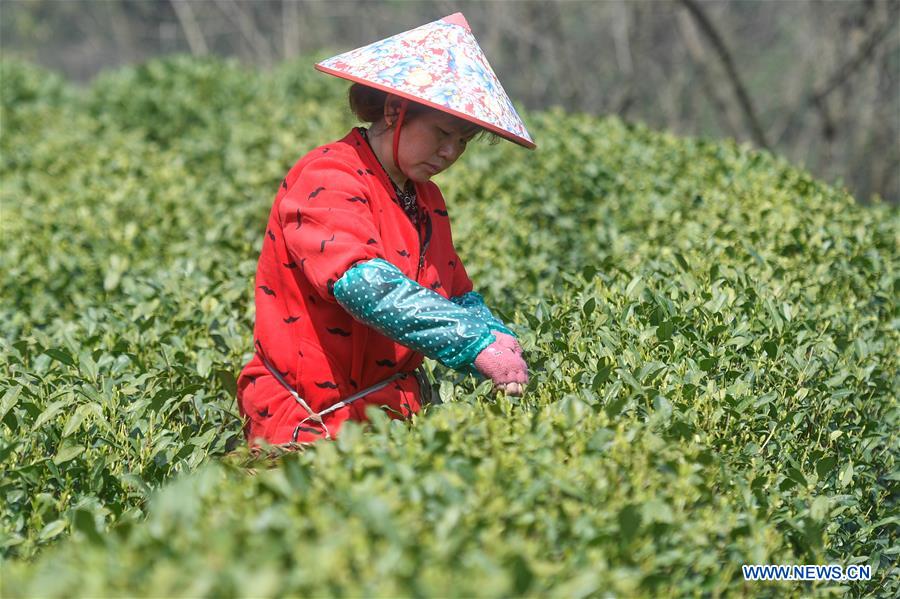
[316,13,535,149]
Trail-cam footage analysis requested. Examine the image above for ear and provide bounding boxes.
[384,94,402,127]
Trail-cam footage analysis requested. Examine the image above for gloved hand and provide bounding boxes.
[473,333,529,396]
[491,331,524,357]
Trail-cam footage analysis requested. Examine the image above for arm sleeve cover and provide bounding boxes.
[448,291,517,338]
[333,258,496,371]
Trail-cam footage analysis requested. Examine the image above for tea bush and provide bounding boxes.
[1,56,897,597]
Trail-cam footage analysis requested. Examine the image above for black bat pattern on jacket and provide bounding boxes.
[315,381,339,389]
[422,211,432,248]
[295,208,302,229]
[346,196,368,204]
[320,234,335,252]
[434,209,448,216]
[283,315,301,323]
[308,186,326,200]
[281,179,288,190]
[397,249,410,257]
[376,359,397,367]
[326,327,351,337]
[283,261,297,268]
[257,407,271,418]
[367,238,378,245]
[258,285,276,297]
[267,229,276,241]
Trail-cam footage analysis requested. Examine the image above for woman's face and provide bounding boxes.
[391,105,481,183]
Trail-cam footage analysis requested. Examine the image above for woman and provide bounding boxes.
[237,13,535,447]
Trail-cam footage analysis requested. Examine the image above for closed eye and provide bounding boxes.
[438,125,474,146]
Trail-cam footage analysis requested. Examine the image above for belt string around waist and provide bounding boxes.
[256,351,417,442]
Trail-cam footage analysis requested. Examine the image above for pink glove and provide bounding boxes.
[492,332,523,357]
[473,333,529,396]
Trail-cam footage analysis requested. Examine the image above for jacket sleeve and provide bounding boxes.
[278,157,385,301]
[334,258,496,371]
[448,247,475,298]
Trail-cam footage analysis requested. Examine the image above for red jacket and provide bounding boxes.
[237,128,475,445]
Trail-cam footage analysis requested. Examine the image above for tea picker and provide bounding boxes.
[236,13,536,446]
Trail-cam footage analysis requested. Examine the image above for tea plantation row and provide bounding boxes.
[0,56,897,597]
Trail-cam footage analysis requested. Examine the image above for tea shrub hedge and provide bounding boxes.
[1,56,897,597]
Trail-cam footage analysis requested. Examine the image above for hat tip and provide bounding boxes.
[441,12,471,32]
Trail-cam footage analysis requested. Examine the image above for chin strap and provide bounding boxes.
[391,98,409,176]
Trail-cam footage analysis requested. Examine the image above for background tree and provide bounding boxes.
[1,0,896,203]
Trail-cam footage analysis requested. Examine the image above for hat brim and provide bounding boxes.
[316,64,536,151]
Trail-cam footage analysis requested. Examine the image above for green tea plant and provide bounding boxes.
[1,56,897,597]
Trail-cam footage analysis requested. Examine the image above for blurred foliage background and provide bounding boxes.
[1,0,898,205]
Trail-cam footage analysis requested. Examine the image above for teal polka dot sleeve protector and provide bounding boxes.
[448,291,517,338]
[333,258,496,371]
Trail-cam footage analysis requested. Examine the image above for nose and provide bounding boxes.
[437,139,465,163]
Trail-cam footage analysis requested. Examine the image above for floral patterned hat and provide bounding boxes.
[316,12,535,150]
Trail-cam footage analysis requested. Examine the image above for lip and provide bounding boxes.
[424,163,442,174]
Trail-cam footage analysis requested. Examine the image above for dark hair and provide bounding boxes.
[348,83,428,123]
[348,83,500,145]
